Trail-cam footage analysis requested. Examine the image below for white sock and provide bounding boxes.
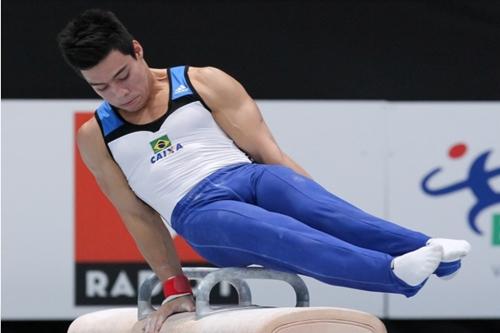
[426,238,471,262]
[392,244,443,286]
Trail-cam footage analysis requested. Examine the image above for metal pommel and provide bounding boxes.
[137,267,310,320]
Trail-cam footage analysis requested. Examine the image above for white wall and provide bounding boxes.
[2,100,499,319]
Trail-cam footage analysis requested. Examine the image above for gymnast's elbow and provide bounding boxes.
[248,142,286,166]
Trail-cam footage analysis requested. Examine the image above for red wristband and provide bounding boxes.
[163,275,192,298]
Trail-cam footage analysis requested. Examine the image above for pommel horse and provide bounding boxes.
[68,267,387,333]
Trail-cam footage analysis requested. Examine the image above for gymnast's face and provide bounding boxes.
[81,40,151,112]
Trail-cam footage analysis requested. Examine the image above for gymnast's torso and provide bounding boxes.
[94,65,251,224]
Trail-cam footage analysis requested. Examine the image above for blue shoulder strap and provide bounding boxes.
[169,66,194,100]
[95,102,124,136]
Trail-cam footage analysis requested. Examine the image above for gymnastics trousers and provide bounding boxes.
[171,163,460,297]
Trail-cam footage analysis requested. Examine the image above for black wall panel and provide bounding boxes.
[2,1,500,99]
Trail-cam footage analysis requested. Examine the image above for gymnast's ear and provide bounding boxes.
[132,40,144,59]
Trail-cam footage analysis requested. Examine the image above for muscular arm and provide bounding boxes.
[189,66,312,178]
[76,119,182,283]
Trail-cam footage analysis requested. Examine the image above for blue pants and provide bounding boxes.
[172,163,457,297]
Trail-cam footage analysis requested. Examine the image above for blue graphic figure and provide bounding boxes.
[422,150,500,235]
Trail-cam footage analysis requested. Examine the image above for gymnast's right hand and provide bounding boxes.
[143,295,195,333]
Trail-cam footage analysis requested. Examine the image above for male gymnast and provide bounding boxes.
[58,9,471,333]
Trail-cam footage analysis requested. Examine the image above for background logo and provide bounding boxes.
[422,142,500,244]
[493,214,500,246]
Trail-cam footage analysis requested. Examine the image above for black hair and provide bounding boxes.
[57,9,136,72]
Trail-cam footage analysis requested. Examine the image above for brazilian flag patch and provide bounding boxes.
[150,135,172,153]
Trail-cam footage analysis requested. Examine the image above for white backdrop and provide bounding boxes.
[385,103,500,318]
[2,100,499,319]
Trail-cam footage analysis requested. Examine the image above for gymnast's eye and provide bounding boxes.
[117,72,129,81]
[96,86,108,92]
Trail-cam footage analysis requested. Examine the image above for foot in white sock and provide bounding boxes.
[392,244,443,286]
[426,238,471,262]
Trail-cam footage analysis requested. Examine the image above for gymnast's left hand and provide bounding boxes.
[143,295,195,333]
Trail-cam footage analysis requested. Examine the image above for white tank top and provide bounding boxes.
[95,66,251,224]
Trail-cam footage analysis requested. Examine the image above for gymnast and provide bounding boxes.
[58,9,470,333]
